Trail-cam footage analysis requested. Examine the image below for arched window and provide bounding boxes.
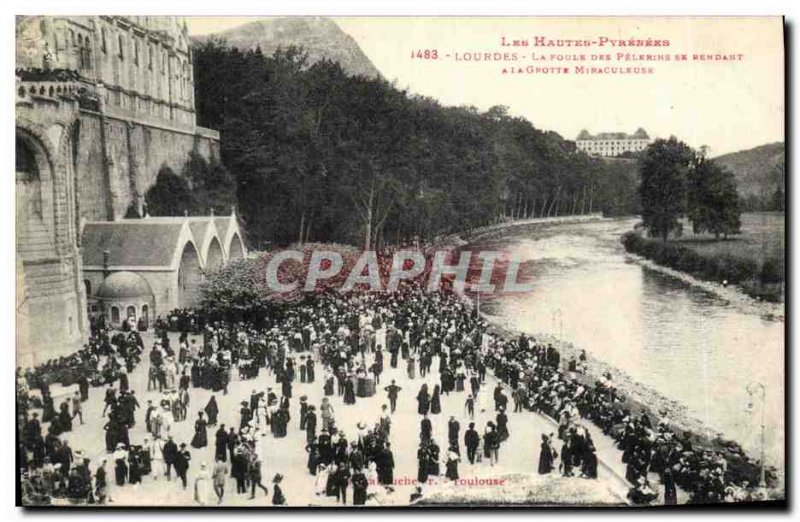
[134,39,139,65]
[101,27,107,53]
[118,33,125,60]
[84,279,91,296]
[111,306,120,323]
[141,304,149,323]
[126,305,137,320]
[148,45,154,71]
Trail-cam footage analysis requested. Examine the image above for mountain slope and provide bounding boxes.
[195,17,381,79]
[713,142,785,199]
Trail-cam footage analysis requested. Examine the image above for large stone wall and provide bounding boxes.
[70,109,219,222]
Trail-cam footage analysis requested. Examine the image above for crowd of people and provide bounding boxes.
[17,282,765,506]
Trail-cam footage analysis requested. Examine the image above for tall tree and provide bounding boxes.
[687,156,742,239]
[639,137,696,242]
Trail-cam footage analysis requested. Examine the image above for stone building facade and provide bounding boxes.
[16,16,221,367]
[575,128,650,157]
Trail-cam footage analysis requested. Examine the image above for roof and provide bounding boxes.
[95,271,153,299]
[82,222,185,268]
[576,129,649,141]
[82,210,245,270]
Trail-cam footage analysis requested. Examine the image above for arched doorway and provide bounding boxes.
[16,131,54,259]
[205,237,224,272]
[177,241,203,308]
[228,233,245,261]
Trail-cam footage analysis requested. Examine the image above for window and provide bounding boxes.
[111,306,120,323]
[84,279,91,296]
[118,34,125,60]
[101,28,107,53]
[126,305,137,320]
[134,39,139,65]
[148,45,154,70]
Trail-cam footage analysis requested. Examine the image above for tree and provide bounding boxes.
[687,156,742,239]
[144,166,195,216]
[639,137,696,242]
[182,151,236,215]
[199,258,270,325]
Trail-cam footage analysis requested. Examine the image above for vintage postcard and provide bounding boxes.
[15,16,785,507]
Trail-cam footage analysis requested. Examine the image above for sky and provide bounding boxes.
[186,16,784,156]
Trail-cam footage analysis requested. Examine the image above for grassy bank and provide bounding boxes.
[621,214,784,303]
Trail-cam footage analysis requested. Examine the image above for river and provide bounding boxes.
[464,216,784,471]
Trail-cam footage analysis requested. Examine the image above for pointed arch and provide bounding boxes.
[228,232,245,261]
[177,240,202,308]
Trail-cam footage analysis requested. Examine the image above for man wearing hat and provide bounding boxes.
[271,473,286,505]
[175,442,191,489]
[162,435,177,481]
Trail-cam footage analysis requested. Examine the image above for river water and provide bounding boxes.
[465,217,784,469]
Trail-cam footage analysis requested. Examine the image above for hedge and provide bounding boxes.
[621,232,782,292]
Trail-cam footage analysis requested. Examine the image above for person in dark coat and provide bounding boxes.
[58,401,73,434]
[214,425,228,462]
[464,422,480,464]
[191,412,208,449]
[162,436,177,480]
[538,434,555,474]
[305,406,318,444]
[239,402,251,430]
[204,396,219,426]
[430,385,442,415]
[128,446,142,484]
[230,448,247,495]
[272,474,286,505]
[384,381,402,414]
[174,443,191,489]
[560,438,573,477]
[331,463,350,504]
[306,440,320,475]
[416,384,430,415]
[352,469,368,505]
[420,414,432,443]
[663,466,678,505]
[376,442,395,485]
[496,408,509,442]
[417,444,429,484]
[343,378,356,405]
[427,440,441,476]
[447,416,461,453]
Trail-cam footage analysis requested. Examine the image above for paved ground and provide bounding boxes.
[32,326,649,507]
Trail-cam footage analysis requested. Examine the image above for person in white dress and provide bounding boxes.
[314,464,329,497]
[194,462,212,506]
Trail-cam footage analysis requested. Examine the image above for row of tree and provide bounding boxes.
[148,40,642,249]
[640,138,741,241]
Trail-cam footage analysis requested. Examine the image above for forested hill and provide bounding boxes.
[188,41,639,249]
[193,17,381,79]
[713,142,785,211]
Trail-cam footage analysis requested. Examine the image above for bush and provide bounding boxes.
[760,257,784,284]
[620,231,778,290]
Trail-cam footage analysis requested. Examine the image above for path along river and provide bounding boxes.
[463,217,784,472]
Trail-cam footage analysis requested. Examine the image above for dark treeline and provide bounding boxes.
[191,39,638,249]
